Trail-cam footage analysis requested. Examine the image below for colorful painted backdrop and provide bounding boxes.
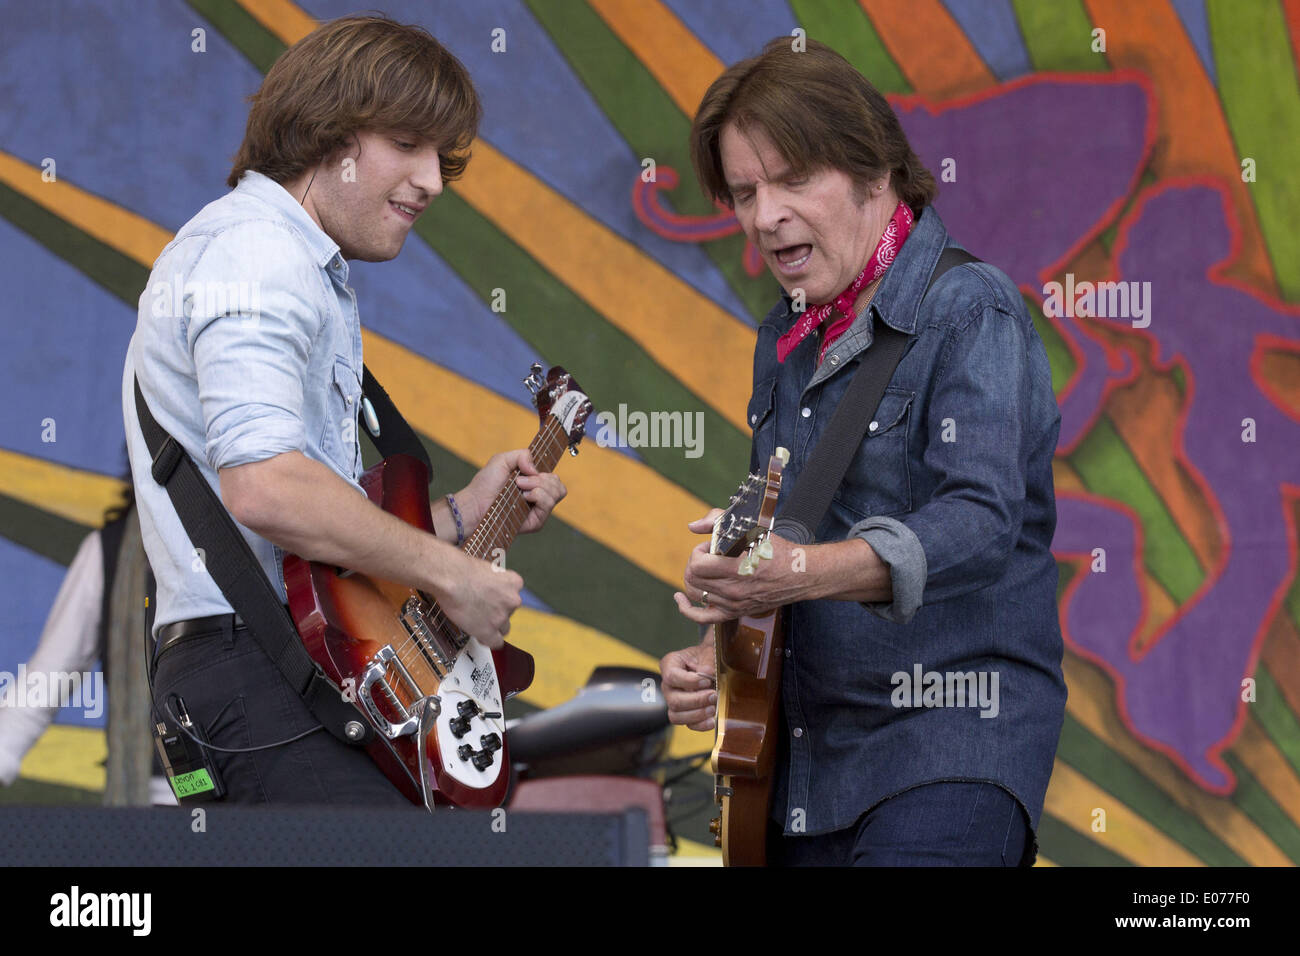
[2,0,1299,864]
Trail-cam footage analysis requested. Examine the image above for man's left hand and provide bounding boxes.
[673,514,810,624]
[464,449,566,536]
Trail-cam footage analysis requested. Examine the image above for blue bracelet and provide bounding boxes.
[445,493,465,546]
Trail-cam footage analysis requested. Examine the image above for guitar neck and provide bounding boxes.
[463,416,568,560]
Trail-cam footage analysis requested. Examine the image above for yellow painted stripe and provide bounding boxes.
[1034,855,1058,867]
[492,607,712,761]
[1045,760,1205,866]
[450,144,755,433]
[1062,652,1290,865]
[671,838,722,862]
[234,0,757,433]
[237,0,318,42]
[363,333,707,588]
[0,150,172,267]
[0,449,124,528]
[17,724,105,793]
[588,0,724,116]
[1232,715,1300,832]
[0,149,710,589]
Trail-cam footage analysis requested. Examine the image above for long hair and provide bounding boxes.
[690,37,937,216]
[226,15,480,189]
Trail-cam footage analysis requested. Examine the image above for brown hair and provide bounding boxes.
[690,38,936,215]
[226,15,480,189]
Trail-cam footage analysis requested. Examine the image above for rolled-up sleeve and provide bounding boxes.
[848,515,926,623]
[183,221,324,471]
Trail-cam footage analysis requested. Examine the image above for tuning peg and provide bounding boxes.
[738,553,755,576]
[756,538,774,561]
[523,363,545,395]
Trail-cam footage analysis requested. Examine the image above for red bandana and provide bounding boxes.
[775,201,914,364]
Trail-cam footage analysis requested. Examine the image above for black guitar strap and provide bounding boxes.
[132,363,431,747]
[772,246,980,544]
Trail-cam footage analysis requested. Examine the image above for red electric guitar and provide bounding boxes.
[283,364,592,808]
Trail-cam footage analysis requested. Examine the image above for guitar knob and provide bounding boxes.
[457,744,474,762]
[449,716,471,738]
[708,818,721,836]
[457,699,480,719]
[480,732,502,752]
[470,750,495,771]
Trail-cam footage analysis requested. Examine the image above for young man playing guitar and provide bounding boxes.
[660,39,1067,865]
[122,16,565,805]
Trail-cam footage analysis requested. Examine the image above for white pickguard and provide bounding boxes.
[432,637,508,789]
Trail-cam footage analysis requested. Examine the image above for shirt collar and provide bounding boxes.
[774,203,950,338]
[234,170,342,272]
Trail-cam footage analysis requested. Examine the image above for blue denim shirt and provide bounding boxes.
[751,205,1067,840]
[121,170,366,639]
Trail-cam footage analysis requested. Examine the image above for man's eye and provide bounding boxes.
[395,141,416,151]
[733,192,753,205]
[787,178,808,188]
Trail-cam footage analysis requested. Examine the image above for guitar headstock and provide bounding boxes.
[525,363,593,456]
[710,448,788,561]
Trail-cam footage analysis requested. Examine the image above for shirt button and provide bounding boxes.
[868,420,879,432]
[829,354,840,366]
[345,395,353,406]
[784,648,791,658]
[750,413,758,426]
[801,407,811,418]
[792,727,803,738]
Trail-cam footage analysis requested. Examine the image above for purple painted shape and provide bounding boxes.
[897,79,1150,288]
[897,78,1152,450]
[1054,184,1300,790]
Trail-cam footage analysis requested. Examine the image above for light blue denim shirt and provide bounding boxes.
[121,170,365,639]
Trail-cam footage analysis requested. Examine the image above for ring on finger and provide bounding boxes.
[700,590,710,609]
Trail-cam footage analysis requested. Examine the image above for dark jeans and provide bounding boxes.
[767,781,1032,866]
[152,621,413,807]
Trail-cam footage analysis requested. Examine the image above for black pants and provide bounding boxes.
[152,622,413,807]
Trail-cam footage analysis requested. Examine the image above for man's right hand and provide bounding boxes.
[438,552,524,650]
[659,635,717,731]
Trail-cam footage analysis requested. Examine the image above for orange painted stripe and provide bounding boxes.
[588,0,724,117]
[1258,347,1300,417]
[858,0,997,98]
[0,150,172,268]
[1261,604,1300,727]
[1082,0,1278,294]
[236,0,317,42]
[1285,1,1300,78]
[0,449,125,528]
[1063,650,1291,865]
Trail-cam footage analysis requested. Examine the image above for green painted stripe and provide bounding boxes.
[1036,810,1133,866]
[187,0,283,72]
[1057,715,1244,865]
[0,182,147,304]
[1251,667,1300,782]
[0,494,91,566]
[1208,0,1300,301]
[0,777,104,803]
[525,0,779,320]
[1222,752,1300,863]
[789,0,911,93]
[1010,0,1109,73]
[1024,293,1076,396]
[192,0,753,509]
[1068,415,1205,602]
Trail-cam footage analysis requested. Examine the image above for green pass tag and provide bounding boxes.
[170,769,215,798]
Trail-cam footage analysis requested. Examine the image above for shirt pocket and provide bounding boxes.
[320,354,361,478]
[830,387,914,520]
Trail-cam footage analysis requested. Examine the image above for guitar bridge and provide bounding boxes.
[358,644,435,740]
